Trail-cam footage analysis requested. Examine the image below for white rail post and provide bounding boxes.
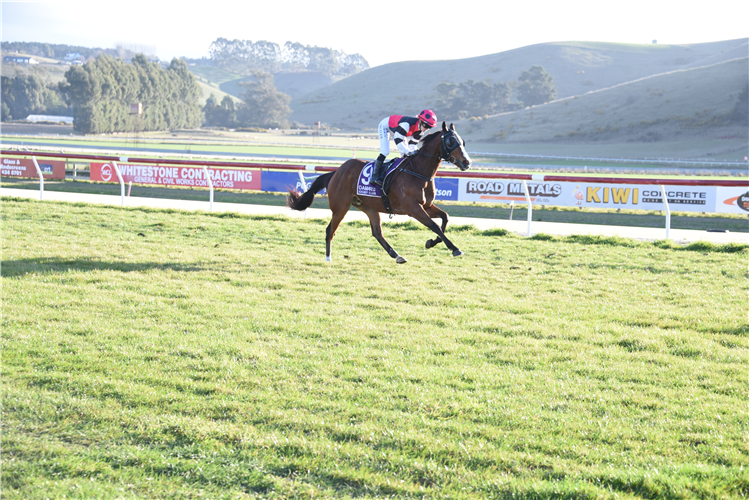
[31,156,44,200]
[298,170,309,218]
[203,166,213,211]
[660,185,671,240]
[112,161,125,206]
[302,165,317,218]
[522,179,533,237]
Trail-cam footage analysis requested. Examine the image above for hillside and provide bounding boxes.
[187,66,338,104]
[289,38,748,129]
[0,57,70,85]
[456,57,748,145]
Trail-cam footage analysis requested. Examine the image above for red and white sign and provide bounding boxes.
[0,157,65,179]
[90,162,262,190]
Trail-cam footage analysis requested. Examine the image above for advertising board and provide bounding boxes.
[717,187,749,214]
[90,163,261,191]
[261,171,320,194]
[76,160,749,215]
[455,178,747,214]
[0,157,66,179]
[260,171,459,201]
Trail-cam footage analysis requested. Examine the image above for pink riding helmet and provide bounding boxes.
[418,109,437,127]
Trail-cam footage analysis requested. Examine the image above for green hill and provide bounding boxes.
[188,67,338,104]
[457,57,748,144]
[289,38,748,129]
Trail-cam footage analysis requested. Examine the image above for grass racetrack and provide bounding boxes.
[2,198,748,499]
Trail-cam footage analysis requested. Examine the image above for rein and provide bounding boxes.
[403,130,464,181]
[399,155,434,182]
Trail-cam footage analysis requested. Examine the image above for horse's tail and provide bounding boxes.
[286,171,335,211]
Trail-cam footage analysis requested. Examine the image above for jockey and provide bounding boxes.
[371,109,437,186]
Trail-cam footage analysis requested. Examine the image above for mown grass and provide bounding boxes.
[2,198,748,499]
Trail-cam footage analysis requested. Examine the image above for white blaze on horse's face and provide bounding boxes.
[453,131,472,171]
[443,124,471,171]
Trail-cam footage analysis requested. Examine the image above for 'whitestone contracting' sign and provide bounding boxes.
[90,162,261,190]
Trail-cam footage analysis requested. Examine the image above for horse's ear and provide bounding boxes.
[442,121,447,132]
[449,123,455,131]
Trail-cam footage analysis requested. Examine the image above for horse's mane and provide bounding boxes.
[420,130,441,149]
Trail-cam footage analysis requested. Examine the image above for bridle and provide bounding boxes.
[409,130,470,170]
[397,129,471,183]
[439,130,469,170]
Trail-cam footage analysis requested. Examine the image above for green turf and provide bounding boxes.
[2,198,748,499]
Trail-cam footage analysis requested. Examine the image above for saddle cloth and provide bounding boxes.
[356,157,405,197]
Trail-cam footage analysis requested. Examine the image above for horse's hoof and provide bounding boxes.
[325,255,332,262]
[452,249,464,257]
[425,239,435,249]
[396,256,408,264]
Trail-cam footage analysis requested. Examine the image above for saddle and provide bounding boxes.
[356,158,406,216]
[379,161,399,216]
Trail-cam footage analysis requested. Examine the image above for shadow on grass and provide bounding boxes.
[1,257,205,278]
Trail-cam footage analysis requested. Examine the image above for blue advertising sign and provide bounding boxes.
[260,170,456,201]
[434,178,459,201]
[261,171,325,195]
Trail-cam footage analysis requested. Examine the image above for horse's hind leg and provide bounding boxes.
[363,208,407,264]
[325,209,348,261]
[424,204,449,249]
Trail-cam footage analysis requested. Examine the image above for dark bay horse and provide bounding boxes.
[287,122,472,263]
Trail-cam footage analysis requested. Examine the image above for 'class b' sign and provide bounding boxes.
[1,157,65,179]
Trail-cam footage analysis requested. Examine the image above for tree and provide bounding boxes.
[433,79,513,120]
[517,65,557,107]
[61,54,202,133]
[208,38,369,78]
[237,70,291,128]
[0,74,64,121]
[729,84,748,125]
[203,94,237,128]
[1,102,11,122]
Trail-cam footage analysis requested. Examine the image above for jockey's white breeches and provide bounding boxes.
[378,117,391,157]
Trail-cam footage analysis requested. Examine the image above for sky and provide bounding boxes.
[2,0,747,67]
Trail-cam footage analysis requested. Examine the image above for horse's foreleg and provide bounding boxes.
[424,204,449,249]
[408,204,463,257]
[364,209,407,263]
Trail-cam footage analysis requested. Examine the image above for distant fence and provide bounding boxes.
[2,149,747,239]
[472,151,748,168]
[3,135,745,170]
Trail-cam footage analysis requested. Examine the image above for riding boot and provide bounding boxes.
[371,155,386,186]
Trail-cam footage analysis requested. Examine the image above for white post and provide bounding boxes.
[522,180,533,237]
[31,156,44,200]
[203,166,213,211]
[660,185,671,240]
[112,161,125,206]
[298,170,309,218]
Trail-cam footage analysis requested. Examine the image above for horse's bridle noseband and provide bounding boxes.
[440,131,470,171]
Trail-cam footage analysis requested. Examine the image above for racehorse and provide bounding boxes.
[287,122,472,263]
